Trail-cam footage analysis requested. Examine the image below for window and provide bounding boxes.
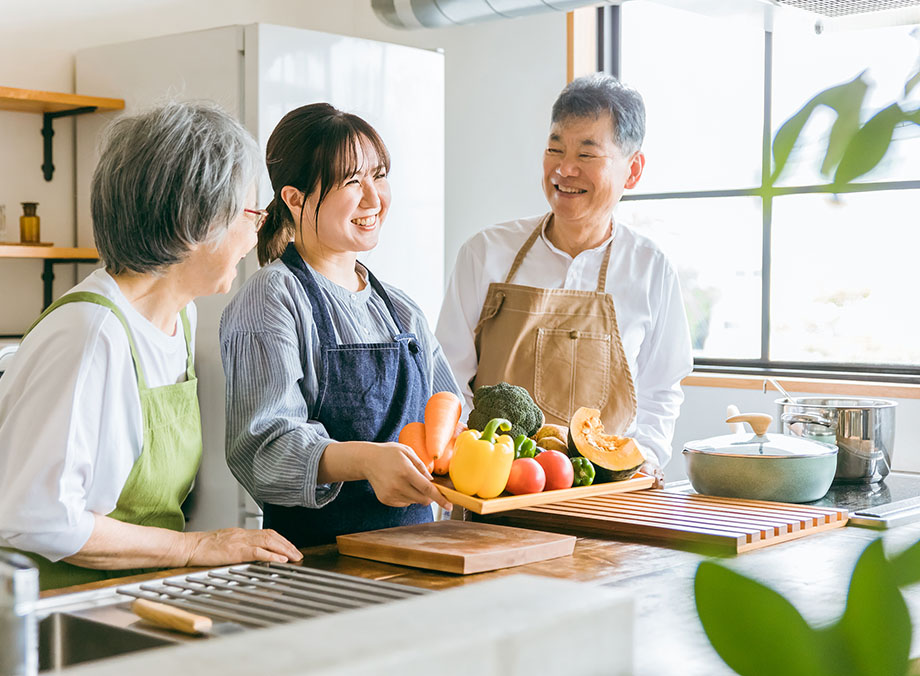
[601,2,920,381]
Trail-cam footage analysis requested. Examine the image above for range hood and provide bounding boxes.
[372,0,920,29]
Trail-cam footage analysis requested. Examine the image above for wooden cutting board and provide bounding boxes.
[488,490,848,553]
[336,521,576,574]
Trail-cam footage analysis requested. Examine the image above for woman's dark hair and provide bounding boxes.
[258,103,391,265]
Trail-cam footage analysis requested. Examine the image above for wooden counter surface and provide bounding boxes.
[42,521,920,674]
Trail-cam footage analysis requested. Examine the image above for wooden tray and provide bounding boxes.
[488,489,848,553]
[336,521,576,574]
[432,473,655,515]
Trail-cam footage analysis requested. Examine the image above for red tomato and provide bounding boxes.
[535,450,575,491]
[505,458,546,495]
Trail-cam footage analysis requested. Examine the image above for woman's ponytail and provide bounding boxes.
[256,196,292,266]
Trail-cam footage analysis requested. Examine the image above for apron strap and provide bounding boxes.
[595,238,614,293]
[364,266,408,334]
[25,291,150,391]
[179,307,195,379]
[504,214,551,284]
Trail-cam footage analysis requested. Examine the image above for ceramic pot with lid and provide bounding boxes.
[683,413,838,503]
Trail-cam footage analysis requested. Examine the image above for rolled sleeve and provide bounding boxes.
[222,316,342,510]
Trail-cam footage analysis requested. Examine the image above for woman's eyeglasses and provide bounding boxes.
[243,208,268,232]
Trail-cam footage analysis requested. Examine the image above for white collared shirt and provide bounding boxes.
[435,214,693,468]
[0,269,196,561]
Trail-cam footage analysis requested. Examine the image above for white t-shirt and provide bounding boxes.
[435,214,693,468]
[0,269,197,561]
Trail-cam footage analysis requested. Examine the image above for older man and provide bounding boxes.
[436,74,692,479]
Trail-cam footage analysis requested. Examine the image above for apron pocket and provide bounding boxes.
[534,328,611,423]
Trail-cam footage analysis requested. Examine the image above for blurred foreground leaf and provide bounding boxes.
[695,560,830,676]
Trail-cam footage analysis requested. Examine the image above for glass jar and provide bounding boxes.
[19,203,40,244]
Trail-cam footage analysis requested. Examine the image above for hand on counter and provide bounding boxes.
[184,528,303,566]
[639,462,665,489]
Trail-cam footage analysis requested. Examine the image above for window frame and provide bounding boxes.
[597,5,920,384]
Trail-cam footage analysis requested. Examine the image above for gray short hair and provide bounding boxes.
[91,101,261,275]
[551,74,646,155]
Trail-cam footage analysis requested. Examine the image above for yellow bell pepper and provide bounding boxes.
[448,418,515,498]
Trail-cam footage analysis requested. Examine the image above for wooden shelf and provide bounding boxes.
[0,245,99,260]
[0,86,124,114]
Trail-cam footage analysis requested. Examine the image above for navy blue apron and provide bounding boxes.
[262,243,432,547]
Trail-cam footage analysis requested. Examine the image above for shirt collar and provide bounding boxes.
[539,215,617,260]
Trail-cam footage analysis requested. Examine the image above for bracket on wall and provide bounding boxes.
[41,106,97,181]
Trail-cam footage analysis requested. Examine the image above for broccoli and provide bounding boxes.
[467,382,544,439]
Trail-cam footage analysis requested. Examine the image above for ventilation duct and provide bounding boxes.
[773,0,920,16]
[372,0,920,29]
[371,0,606,29]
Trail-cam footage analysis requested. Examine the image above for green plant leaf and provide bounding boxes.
[834,103,905,186]
[694,561,830,676]
[771,75,869,184]
[820,78,869,177]
[829,539,912,676]
[905,69,920,96]
[889,537,920,587]
[903,107,920,125]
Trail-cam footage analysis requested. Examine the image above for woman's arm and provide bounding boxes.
[63,514,302,569]
[318,441,451,510]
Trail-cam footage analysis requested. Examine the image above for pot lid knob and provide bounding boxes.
[726,413,772,437]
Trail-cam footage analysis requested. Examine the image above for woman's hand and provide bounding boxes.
[361,442,453,511]
[184,528,302,567]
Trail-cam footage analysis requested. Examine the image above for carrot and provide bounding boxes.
[432,421,466,475]
[424,391,462,460]
[398,421,433,473]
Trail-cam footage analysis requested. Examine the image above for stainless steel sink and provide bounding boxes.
[38,612,175,672]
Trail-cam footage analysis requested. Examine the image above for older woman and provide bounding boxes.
[0,102,300,591]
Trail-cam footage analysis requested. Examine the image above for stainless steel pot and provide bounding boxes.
[682,413,838,503]
[775,397,897,484]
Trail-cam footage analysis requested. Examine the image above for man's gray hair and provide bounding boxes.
[551,73,646,155]
[91,101,261,275]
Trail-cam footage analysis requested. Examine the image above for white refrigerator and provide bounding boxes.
[75,24,445,531]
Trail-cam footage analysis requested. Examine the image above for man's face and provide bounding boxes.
[542,112,644,230]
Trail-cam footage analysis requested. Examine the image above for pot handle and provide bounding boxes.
[725,413,772,436]
[781,412,836,429]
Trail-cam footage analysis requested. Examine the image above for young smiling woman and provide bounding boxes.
[219,103,459,548]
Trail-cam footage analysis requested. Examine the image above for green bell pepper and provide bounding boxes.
[513,434,538,459]
[571,457,596,486]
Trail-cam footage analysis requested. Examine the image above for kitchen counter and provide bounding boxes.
[46,517,920,675]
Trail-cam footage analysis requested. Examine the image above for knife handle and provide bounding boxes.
[132,598,213,635]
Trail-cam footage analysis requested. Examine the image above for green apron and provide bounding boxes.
[4,291,202,591]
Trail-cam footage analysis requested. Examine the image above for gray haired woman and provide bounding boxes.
[0,101,300,591]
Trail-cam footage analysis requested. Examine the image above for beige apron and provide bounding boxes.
[472,213,637,434]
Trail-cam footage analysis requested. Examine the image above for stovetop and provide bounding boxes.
[807,471,920,512]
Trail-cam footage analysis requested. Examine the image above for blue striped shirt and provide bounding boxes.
[220,259,461,509]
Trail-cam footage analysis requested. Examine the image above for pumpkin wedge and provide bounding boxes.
[567,407,644,482]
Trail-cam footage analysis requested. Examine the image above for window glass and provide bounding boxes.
[771,190,920,365]
[620,2,765,193]
[616,197,762,359]
[772,17,920,185]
